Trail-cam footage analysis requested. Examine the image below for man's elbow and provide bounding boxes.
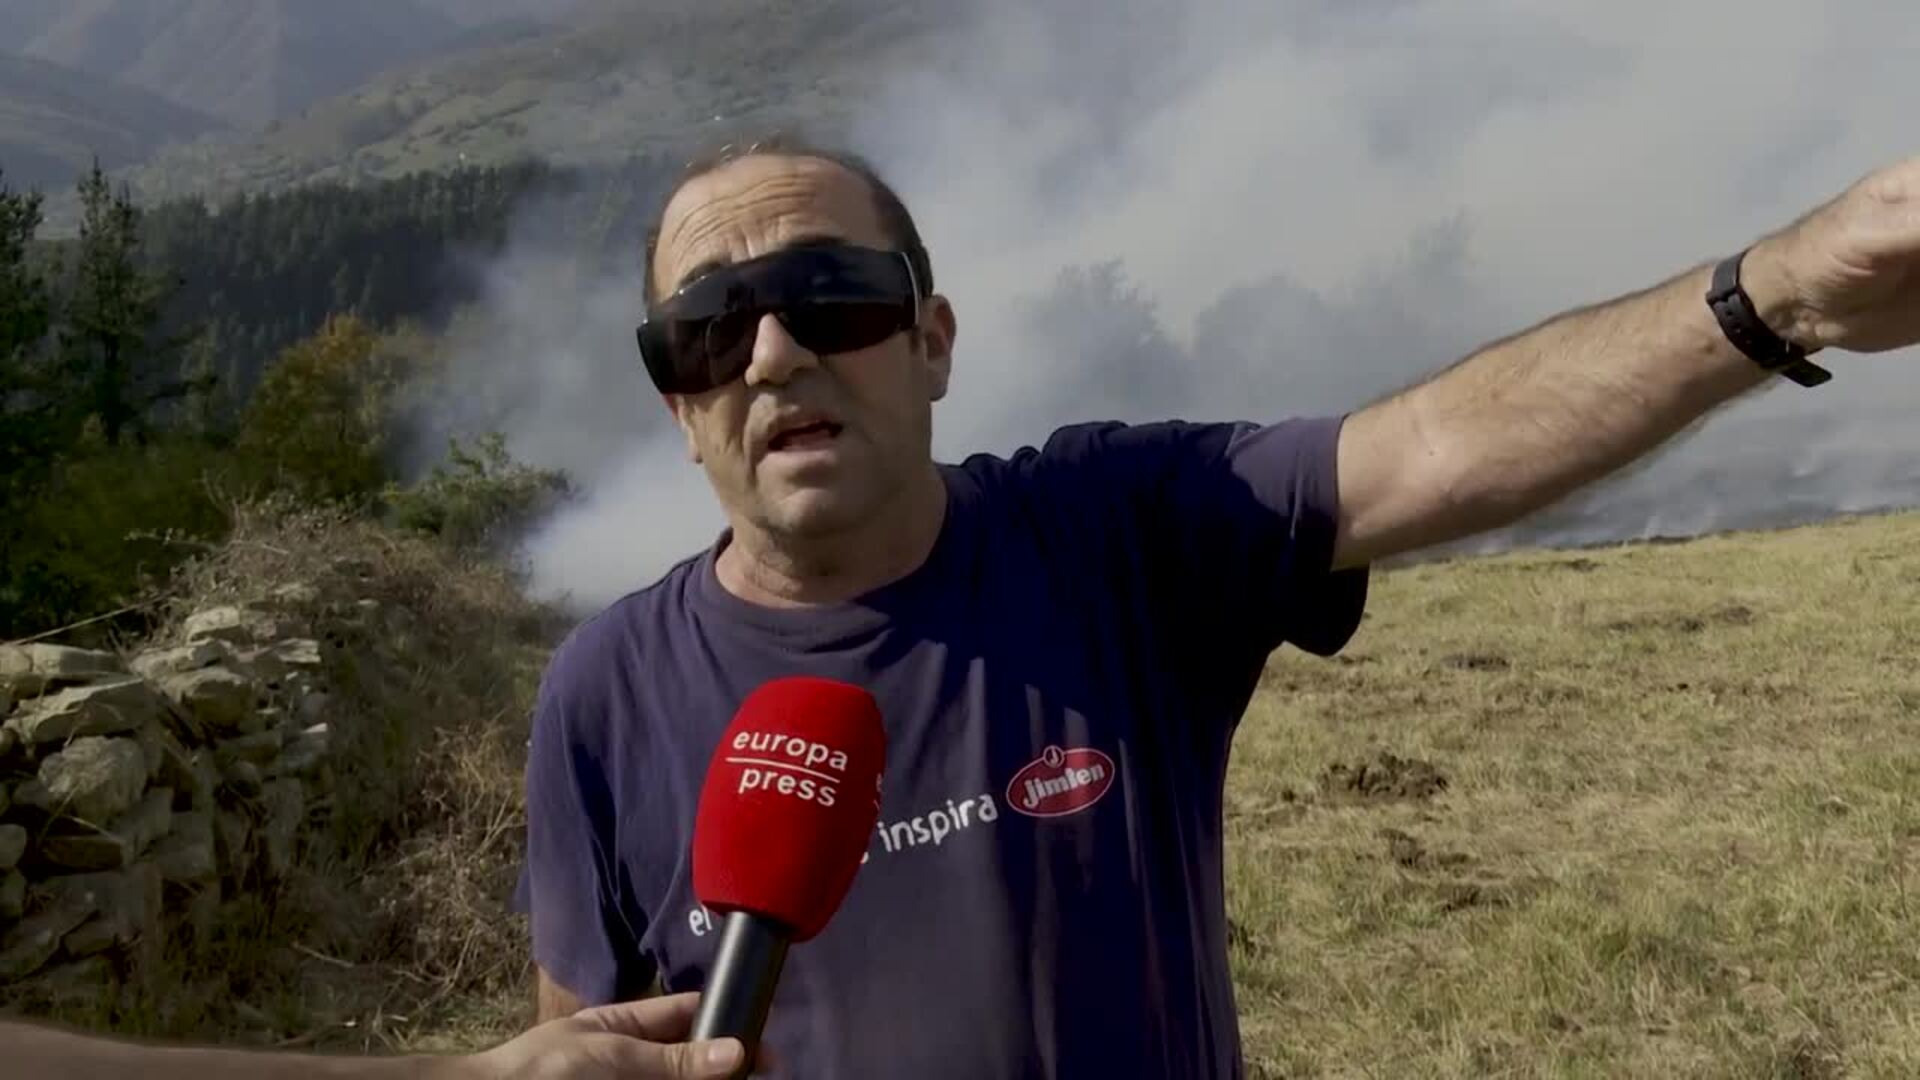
[1333,405,1571,568]
[1334,416,1470,568]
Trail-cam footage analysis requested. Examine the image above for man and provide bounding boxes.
[6,991,745,1078]
[517,133,1920,1077]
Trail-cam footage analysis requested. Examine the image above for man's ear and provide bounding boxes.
[663,393,702,463]
[919,294,957,402]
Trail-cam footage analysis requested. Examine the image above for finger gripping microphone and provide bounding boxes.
[689,676,886,1071]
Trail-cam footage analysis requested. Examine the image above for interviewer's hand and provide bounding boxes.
[460,993,746,1080]
[1744,154,1920,355]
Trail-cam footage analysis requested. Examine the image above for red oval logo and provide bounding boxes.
[1007,745,1116,819]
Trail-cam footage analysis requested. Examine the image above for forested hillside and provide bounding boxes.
[0,160,578,643]
[0,0,565,196]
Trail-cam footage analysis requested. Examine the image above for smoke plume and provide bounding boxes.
[452,0,1920,611]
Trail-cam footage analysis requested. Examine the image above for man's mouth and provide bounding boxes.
[767,421,844,452]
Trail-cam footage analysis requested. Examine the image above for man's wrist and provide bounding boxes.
[409,1052,487,1080]
[1732,232,1820,351]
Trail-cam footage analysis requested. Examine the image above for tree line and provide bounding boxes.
[141,152,684,411]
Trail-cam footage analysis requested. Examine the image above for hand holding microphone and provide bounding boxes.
[688,676,887,1076]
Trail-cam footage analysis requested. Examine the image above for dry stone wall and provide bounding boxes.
[0,585,339,989]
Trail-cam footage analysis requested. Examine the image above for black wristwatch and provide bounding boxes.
[1705,248,1830,387]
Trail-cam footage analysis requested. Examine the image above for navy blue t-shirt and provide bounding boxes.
[514,416,1369,1078]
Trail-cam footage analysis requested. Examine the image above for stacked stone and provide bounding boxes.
[0,586,336,987]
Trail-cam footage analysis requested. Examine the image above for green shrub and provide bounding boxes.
[0,437,245,641]
[383,432,572,555]
[236,314,410,508]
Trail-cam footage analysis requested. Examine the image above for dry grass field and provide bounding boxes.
[1225,509,1920,1078]
[13,506,1920,1079]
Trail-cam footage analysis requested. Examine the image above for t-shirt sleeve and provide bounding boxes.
[1202,414,1370,658]
[515,650,655,1005]
[1034,414,1369,667]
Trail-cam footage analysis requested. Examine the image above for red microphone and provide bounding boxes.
[689,676,886,1068]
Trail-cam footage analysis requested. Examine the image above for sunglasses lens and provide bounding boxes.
[638,244,918,394]
[782,301,908,355]
[643,310,753,394]
[700,310,760,382]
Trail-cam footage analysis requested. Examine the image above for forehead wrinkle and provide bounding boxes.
[657,161,886,295]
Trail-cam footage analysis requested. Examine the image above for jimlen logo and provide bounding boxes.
[1009,745,1115,818]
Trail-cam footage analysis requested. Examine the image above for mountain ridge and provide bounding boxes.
[0,51,224,191]
[12,0,468,131]
[107,0,952,206]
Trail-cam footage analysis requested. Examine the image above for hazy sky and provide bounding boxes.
[461,0,1920,612]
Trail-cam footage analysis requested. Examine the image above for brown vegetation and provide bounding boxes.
[2,500,568,1053]
[1228,509,1920,1076]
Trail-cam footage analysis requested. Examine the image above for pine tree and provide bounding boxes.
[1,167,56,496]
[59,160,203,446]
[0,168,48,366]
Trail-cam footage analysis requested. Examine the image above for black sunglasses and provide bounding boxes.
[635,243,922,396]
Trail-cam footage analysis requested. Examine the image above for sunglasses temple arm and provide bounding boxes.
[903,252,921,328]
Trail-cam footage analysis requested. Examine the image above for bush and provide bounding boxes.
[237,314,412,508]
[383,432,572,556]
[12,499,571,1044]
[0,436,246,642]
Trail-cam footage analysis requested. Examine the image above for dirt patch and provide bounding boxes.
[1224,789,1309,825]
[1667,674,1804,704]
[1319,752,1449,803]
[1603,603,1756,635]
[1441,651,1511,672]
[1372,825,1545,914]
[1395,872,1548,914]
[1517,557,1601,573]
[1377,827,1474,870]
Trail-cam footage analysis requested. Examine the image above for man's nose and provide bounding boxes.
[743,313,818,387]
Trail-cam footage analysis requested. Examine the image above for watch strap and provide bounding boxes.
[1706,248,1830,387]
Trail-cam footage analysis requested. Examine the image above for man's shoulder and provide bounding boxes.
[946,418,1268,501]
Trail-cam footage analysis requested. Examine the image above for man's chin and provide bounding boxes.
[757,485,870,538]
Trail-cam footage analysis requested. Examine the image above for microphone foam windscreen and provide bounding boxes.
[692,676,887,942]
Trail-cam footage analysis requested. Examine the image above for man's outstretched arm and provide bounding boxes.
[1331,155,1920,570]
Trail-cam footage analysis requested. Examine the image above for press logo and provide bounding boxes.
[725,729,850,807]
[1008,745,1115,818]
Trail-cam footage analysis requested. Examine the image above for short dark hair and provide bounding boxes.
[641,133,934,308]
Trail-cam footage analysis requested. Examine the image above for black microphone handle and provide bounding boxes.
[690,911,791,1072]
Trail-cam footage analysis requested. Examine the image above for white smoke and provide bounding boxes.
[460,0,1920,610]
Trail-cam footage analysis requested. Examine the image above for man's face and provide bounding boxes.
[651,154,957,541]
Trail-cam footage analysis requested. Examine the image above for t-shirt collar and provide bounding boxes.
[688,468,970,648]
